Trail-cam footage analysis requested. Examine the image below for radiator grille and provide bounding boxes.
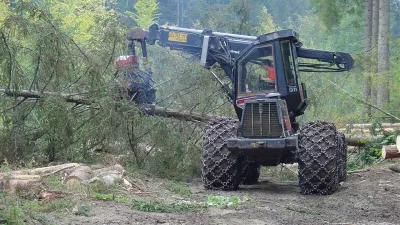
[242,102,282,138]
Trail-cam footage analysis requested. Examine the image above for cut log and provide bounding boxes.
[345,135,382,147]
[64,166,93,185]
[397,136,400,153]
[39,190,70,200]
[345,123,400,129]
[4,163,81,176]
[381,145,400,159]
[389,164,400,173]
[0,177,43,192]
[92,164,124,177]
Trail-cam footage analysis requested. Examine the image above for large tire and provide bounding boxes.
[202,117,241,190]
[337,132,347,182]
[297,121,339,195]
[239,156,260,185]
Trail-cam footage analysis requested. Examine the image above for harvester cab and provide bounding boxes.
[123,24,354,195]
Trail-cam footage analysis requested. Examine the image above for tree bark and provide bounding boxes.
[381,145,400,159]
[371,0,380,106]
[362,0,373,117]
[345,135,382,147]
[377,0,390,108]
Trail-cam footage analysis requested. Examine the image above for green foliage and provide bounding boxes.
[165,181,192,197]
[131,198,202,213]
[0,159,11,173]
[0,205,26,225]
[93,192,114,201]
[127,0,160,28]
[311,0,343,31]
[204,195,250,208]
[255,6,277,35]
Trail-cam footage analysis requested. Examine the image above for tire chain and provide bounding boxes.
[297,121,339,195]
[202,117,241,190]
[337,132,347,182]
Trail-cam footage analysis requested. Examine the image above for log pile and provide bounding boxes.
[0,163,138,193]
[381,136,400,174]
[339,123,400,135]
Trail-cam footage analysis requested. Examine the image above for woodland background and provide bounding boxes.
[1,0,400,181]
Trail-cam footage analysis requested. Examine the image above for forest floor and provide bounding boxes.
[18,161,399,225]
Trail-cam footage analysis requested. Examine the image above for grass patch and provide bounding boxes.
[204,195,250,208]
[74,204,93,217]
[22,199,74,213]
[93,192,114,201]
[262,166,298,181]
[131,199,203,213]
[165,181,192,197]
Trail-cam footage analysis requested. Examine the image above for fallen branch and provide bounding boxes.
[0,89,216,122]
[347,169,370,174]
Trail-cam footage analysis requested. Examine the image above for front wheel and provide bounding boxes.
[297,121,339,195]
[202,117,241,191]
[239,156,260,185]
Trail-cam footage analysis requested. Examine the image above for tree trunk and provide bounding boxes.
[371,0,380,106]
[2,163,80,176]
[362,0,373,117]
[345,135,382,147]
[381,145,400,159]
[377,0,390,108]
[0,89,216,123]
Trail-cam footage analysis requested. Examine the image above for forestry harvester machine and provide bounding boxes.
[117,24,353,195]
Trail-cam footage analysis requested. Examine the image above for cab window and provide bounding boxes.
[280,41,297,85]
[237,44,275,98]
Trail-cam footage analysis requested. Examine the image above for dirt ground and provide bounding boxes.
[39,164,400,225]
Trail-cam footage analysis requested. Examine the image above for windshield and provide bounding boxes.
[237,44,275,98]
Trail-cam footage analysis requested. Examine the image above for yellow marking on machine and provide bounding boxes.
[251,142,257,148]
[168,32,187,43]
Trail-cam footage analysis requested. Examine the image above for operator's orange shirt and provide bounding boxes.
[268,67,275,81]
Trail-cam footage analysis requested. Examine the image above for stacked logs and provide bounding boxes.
[339,123,400,135]
[0,163,134,193]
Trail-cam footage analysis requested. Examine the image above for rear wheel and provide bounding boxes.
[239,156,260,185]
[202,117,241,190]
[297,121,339,195]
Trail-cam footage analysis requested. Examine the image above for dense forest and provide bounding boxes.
[1,0,400,179]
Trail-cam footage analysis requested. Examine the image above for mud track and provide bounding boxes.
[44,165,400,225]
